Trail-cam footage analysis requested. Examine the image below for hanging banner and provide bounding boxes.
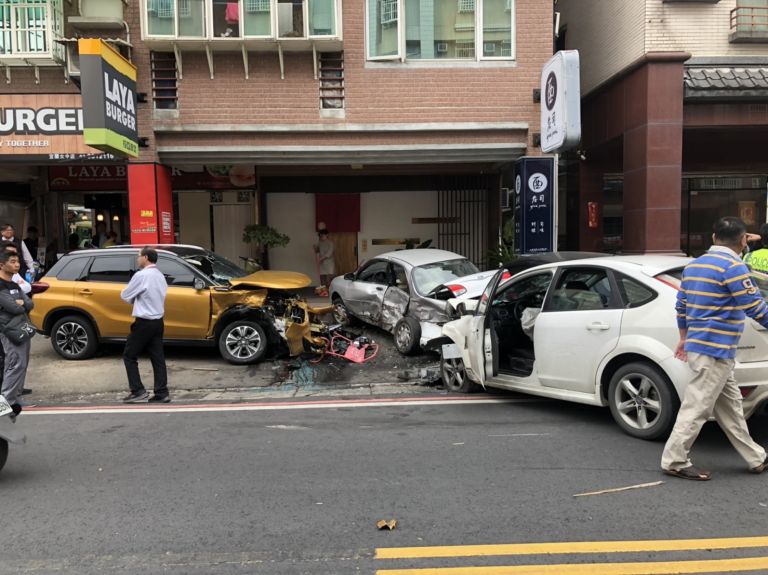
[514,156,556,254]
[78,39,139,158]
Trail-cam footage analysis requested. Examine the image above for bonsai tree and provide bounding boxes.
[242,224,290,267]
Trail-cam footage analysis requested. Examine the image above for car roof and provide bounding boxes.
[509,253,692,277]
[504,252,607,274]
[63,247,181,257]
[376,249,468,267]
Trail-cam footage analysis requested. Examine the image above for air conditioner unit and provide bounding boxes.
[436,42,448,53]
[500,187,512,210]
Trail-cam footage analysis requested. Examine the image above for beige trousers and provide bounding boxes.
[661,352,766,471]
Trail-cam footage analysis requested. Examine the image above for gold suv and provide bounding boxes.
[30,247,332,364]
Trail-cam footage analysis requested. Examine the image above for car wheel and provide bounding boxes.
[441,354,481,393]
[608,362,679,441]
[393,316,421,355]
[218,320,268,365]
[0,438,7,473]
[51,315,98,360]
[331,297,357,327]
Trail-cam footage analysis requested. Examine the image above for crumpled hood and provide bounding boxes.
[228,271,312,290]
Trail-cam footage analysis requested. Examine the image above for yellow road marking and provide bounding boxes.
[375,556,768,575]
[376,535,768,559]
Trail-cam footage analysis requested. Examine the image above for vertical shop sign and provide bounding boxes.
[514,157,556,254]
[128,164,174,244]
[588,202,599,228]
[540,50,581,154]
[78,39,139,158]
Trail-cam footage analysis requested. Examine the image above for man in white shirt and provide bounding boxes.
[120,247,170,403]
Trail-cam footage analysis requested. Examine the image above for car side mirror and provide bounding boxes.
[344,273,355,281]
[432,285,454,301]
[194,278,206,290]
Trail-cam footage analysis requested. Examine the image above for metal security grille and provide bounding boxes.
[319,51,344,109]
[438,188,488,269]
[151,51,178,109]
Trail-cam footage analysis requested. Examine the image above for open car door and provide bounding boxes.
[463,268,507,386]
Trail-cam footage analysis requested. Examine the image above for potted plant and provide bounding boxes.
[242,224,290,269]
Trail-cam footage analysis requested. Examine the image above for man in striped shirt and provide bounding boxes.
[662,217,768,480]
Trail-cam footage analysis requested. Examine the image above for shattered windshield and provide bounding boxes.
[412,259,480,295]
[183,252,248,284]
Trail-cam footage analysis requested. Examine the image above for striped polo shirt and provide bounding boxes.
[677,245,768,359]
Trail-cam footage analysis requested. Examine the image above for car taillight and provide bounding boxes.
[740,385,756,398]
[31,282,49,295]
[446,284,467,297]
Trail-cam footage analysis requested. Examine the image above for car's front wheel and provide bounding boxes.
[218,320,268,365]
[331,296,357,327]
[441,353,481,393]
[608,362,679,440]
[51,315,98,360]
[393,316,421,355]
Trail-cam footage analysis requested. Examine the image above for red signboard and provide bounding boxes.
[127,163,174,244]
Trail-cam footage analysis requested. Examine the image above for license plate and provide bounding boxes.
[0,395,12,418]
[442,343,462,359]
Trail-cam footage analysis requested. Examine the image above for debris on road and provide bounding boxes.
[377,519,398,530]
[573,480,664,497]
[397,366,442,386]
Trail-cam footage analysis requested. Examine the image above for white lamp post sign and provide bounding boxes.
[540,50,581,153]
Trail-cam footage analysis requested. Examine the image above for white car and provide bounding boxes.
[329,249,497,354]
[439,253,768,440]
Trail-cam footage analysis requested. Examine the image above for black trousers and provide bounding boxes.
[123,317,168,396]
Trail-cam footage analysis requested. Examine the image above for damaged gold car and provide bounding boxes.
[29,247,333,365]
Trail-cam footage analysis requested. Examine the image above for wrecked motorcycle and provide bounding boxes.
[0,396,25,474]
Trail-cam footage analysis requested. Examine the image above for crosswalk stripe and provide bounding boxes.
[375,556,768,575]
[375,535,768,559]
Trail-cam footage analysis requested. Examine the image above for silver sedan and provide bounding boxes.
[329,249,496,355]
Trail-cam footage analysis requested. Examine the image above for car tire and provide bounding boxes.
[441,354,481,393]
[393,316,421,356]
[218,320,268,365]
[331,296,358,327]
[608,362,679,441]
[51,315,98,360]
[0,438,7,474]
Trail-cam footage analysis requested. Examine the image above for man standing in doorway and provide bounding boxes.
[120,247,170,403]
[661,217,768,480]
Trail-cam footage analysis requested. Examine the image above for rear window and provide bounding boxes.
[412,259,480,295]
[49,256,89,281]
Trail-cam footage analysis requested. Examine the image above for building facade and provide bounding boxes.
[558,0,768,255]
[0,0,554,280]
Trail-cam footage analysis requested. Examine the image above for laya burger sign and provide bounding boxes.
[0,94,115,161]
[78,39,138,158]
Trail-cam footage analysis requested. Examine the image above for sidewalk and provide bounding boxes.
[25,322,443,405]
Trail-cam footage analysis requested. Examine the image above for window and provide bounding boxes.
[277,0,303,37]
[156,257,197,287]
[391,264,409,293]
[246,0,270,11]
[546,268,613,312]
[86,256,134,283]
[357,260,391,284]
[56,257,89,281]
[147,0,205,37]
[411,259,479,296]
[319,51,344,109]
[615,273,656,308]
[367,0,515,62]
[0,0,65,61]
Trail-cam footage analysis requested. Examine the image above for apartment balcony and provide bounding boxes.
[730,6,768,43]
[0,0,65,67]
[141,0,343,53]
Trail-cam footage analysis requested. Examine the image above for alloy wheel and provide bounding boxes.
[613,372,662,431]
[225,325,262,360]
[395,322,412,350]
[441,357,466,391]
[55,322,89,357]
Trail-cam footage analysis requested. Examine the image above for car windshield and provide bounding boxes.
[182,252,248,284]
[411,259,480,295]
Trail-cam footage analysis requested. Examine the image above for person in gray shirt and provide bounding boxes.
[120,247,169,403]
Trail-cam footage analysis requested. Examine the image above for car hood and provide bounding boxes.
[228,271,312,290]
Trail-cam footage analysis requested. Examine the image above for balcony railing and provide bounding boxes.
[0,0,65,65]
[730,6,768,43]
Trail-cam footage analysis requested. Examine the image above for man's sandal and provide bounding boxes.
[664,466,711,481]
[750,457,768,474]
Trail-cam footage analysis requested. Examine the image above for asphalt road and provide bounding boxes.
[2,397,768,574]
